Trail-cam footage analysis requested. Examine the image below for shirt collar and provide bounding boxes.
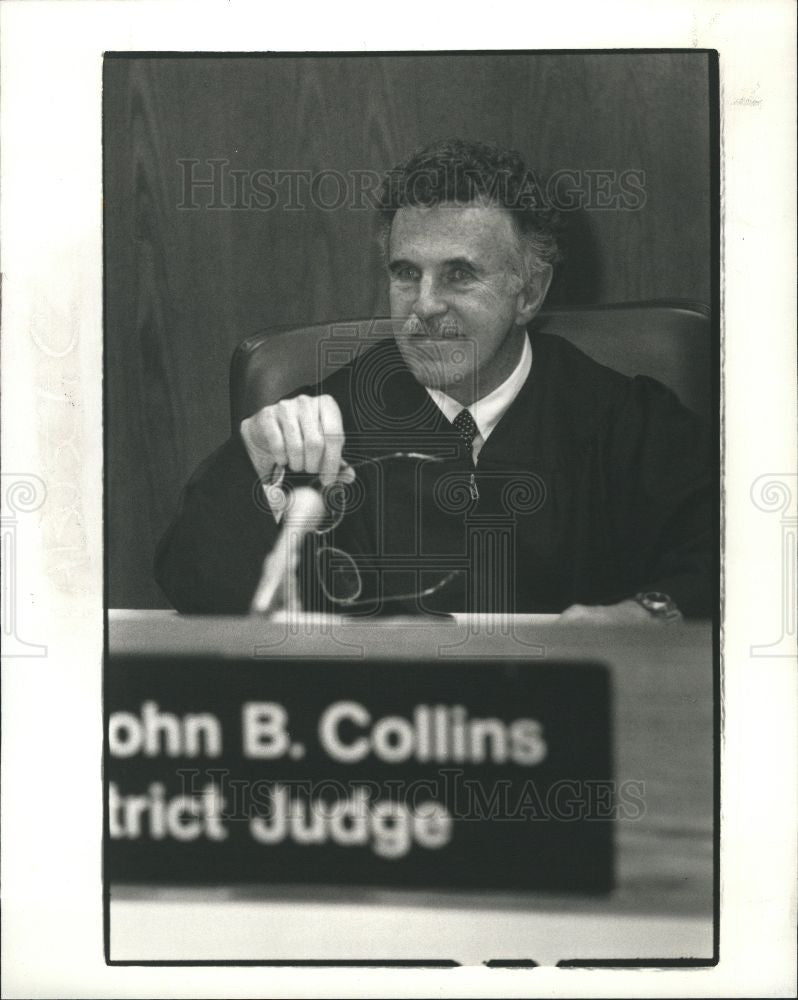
[425,332,533,442]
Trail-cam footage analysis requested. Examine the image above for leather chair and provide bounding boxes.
[230,300,712,429]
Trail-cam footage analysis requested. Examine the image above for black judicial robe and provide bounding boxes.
[154,332,713,617]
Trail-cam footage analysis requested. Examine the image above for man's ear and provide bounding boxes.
[515,264,554,326]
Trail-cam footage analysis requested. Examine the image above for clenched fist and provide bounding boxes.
[240,393,355,487]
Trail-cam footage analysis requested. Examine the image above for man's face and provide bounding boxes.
[388,202,550,403]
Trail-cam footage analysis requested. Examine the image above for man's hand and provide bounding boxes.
[240,394,355,486]
[559,599,675,625]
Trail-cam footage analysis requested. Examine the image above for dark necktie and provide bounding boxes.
[452,408,479,463]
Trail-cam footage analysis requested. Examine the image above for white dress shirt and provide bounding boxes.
[425,333,533,463]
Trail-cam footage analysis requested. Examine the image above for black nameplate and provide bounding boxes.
[106,656,614,893]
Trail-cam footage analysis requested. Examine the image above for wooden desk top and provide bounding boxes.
[108,611,716,963]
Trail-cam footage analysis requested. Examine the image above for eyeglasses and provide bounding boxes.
[311,452,463,609]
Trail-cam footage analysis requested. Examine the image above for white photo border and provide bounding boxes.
[1,1,795,997]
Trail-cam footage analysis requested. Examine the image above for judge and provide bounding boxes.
[155,139,712,623]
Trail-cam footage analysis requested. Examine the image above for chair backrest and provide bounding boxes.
[230,301,712,428]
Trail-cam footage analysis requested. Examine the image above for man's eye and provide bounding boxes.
[449,268,474,283]
[393,267,419,282]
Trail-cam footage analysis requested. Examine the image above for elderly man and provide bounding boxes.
[156,138,712,622]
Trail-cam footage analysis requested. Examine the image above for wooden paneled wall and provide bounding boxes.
[104,53,713,608]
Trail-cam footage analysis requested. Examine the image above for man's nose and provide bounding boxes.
[412,276,448,322]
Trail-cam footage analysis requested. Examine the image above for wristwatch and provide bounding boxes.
[633,591,683,622]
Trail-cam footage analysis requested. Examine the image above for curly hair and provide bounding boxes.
[376,138,562,277]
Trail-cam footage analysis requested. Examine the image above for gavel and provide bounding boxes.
[250,486,326,615]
